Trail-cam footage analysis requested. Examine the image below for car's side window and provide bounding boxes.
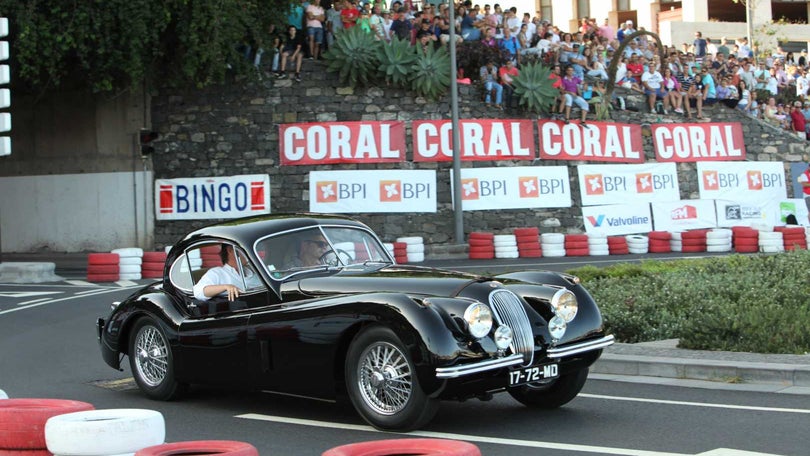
[168,245,206,292]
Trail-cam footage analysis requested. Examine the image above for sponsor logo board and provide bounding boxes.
[650,200,717,231]
[156,174,270,220]
[582,203,653,236]
[309,170,436,213]
[412,119,535,161]
[652,123,746,162]
[697,161,786,206]
[280,121,406,165]
[577,163,679,206]
[450,166,571,210]
[538,120,644,163]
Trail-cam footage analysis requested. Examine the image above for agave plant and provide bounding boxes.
[409,45,451,100]
[377,37,417,88]
[323,27,383,87]
[511,63,560,115]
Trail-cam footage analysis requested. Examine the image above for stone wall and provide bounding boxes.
[150,62,810,253]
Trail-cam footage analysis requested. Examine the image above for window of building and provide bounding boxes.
[578,0,590,19]
[618,0,630,11]
[539,0,552,21]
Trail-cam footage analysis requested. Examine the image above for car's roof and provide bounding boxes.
[178,214,368,246]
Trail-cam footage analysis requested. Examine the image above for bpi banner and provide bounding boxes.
[156,174,270,220]
[280,121,406,165]
[309,170,436,213]
[451,166,571,210]
[652,123,746,162]
[582,203,653,236]
[537,120,644,163]
[697,161,786,205]
[650,200,717,231]
[412,119,534,161]
[577,163,680,206]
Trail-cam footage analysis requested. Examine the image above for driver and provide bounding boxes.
[288,231,331,268]
[193,245,262,301]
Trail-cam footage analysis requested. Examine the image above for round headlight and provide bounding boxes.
[549,315,567,340]
[493,325,513,350]
[464,303,493,339]
[551,289,578,322]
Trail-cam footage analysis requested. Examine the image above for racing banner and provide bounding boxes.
[582,203,653,236]
[309,170,436,213]
[280,121,406,165]
[577,163,680,206]
[714,198,807,227]
[412,119,535,162]
[156,174,270,220]
[450,166,571,210]
[537,120,644,163]
[697,161,786,206]
[650,200,717,231]
[652,122,746,162]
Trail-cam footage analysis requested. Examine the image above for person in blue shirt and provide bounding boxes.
[498,27,521,63]
[693,31,707,58]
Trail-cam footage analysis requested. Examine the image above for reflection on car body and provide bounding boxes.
[96,214,613,431]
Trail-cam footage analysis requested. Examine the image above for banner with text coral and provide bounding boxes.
[280,121,406,165]
[309,170,436,213]
[412,119,535,161]
[652,122,746,162]
[156,174,270,220]
[582,203,653,236]
[537,120,644,163]
[577,163,680,206]
[697,161,786,206]
[650,200,717,231]
[449,166,571,210]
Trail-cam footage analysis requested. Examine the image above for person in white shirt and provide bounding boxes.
[193,245,263,301]
[641,64,665,113]
[797,70,809,98]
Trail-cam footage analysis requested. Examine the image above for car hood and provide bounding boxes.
[295,264,485,298]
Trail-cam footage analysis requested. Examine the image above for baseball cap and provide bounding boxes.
[626,20,633,25]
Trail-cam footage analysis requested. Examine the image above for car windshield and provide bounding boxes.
[254,226,393,279]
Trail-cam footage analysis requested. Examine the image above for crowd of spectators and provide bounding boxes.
[255,0,810,137]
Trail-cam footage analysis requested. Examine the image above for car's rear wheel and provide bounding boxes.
[129,317,186,400]
[345,326,438,431]
[508,367,588,408]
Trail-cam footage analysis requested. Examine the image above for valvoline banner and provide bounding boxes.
[156,174,270,220]
[280,121,406,165]
[652,122,746,162]
[582,203,653,236]
[577,163,680,206]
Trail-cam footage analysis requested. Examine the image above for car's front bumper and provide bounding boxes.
[434,334,614,379]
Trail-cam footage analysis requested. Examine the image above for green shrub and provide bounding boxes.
[511,63,559,114]
[378,37,417,88]
[410,45,451,101]
[324,27,383,87]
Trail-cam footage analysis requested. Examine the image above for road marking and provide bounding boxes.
[65,280,97,287]
[116,280,138,287]
[236,413,690,456]
[0,291,62,298]
[17,298,52,306]
[579,393,810,414]
[0,286,140,316]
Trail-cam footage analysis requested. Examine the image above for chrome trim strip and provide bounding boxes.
[435,354,524,379]
[489,289,534,366]
[547,335,615,359]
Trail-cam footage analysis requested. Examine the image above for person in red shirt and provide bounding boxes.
[498,59,519,109]
[341,0,359,29]
[626,55,644,83]
[790,101,808,139]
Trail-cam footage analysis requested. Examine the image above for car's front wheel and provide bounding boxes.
[345,326,438,431]
[508,367,589,408]
[129,317,186,400]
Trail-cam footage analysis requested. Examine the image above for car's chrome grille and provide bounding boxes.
[489,289,534,366]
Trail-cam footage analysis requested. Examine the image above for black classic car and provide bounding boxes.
[97,214,614,431]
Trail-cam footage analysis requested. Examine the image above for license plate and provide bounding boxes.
[508,363,559,386]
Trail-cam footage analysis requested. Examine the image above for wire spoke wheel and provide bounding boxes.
[357,341,413,415]
[134,325,169,387]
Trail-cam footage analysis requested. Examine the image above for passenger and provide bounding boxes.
[193,245,262,301]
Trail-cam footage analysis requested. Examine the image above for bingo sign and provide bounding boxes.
[577,163,680,206]
[697,161,786,205]
[451,166,571,211]
[310,170,436,213]
[156,174,270,220]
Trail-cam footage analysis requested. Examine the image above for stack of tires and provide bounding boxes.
[625,235,649,254]
[757,230,784,253]
[607,236,629,255]
[564,234,589,256]
[135,441,259,456]
[86,253,120,283]
[493,234,519,259]
[648,231,672,253]
[0,399,95,454]
[396,236,425,263]
[681,229,708,253]
[775,226,807,250]
[200,245,222,268]
[514,228,541,258]
[391,242,408,263]
[540,233,565,257]
[587,233,609,256]
[142,251,167,279]
[45,409,165,456]
[112,247,143,281]
[669,231,683,252]
[731,226,759,253]
[706,229,733,253]
[468,232,495,260]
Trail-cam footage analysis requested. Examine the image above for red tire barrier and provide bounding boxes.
[469,251,495,260]
[468,232,494,239]
[565,248,590,256]
[199,245,221,255]
[86,274,120,283]
[648,231,672,240]
[681,229,709,240]
[135,440,258,456]
[565,234,589,242]
[515,234,539,243]
[733,237,758,247]
[734,245,759,253]
[0,399,94,450]
[87,253,119,265]
[322,438,482,456]
[513,227,539,236]
[0,451,52,456]
[518,249,542,258]
[517,242,541,250]
[142,252,167,263]
[609,247,630,255]
[563,241,588,250]
[86,264,120,275]
[681,245,706,253]
[468,238,494,247]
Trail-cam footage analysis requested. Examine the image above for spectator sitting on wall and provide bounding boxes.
[499,59,519,108]
[480,60,503,109]
[276,25,305,82]
[790,101,809,139]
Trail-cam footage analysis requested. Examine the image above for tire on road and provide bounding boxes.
[0,399,94,450]
[322,438,482,456]
[508,368,589,409]
[45,409,165,456]
[135,440,259,456]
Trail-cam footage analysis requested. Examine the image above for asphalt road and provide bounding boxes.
[1,280,808,456]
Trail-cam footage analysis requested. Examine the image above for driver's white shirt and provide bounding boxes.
[193,264,261,301]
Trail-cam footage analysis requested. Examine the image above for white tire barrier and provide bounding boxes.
[112,247,144,282]
[111,247,144,258]
[0,389,7,399]
[119,257,143,266]
[45,409,165,456]
[625,235,649,254]
[540,233,564,244]
[396,236,425,263]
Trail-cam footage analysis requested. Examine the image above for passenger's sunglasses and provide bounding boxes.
[305,240,329,249]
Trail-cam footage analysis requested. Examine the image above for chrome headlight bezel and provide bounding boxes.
[551,289,578,322]
[493,324,513,350]
[463,302,493,339]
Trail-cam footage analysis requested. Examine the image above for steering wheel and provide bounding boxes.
[319,249,352,266]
